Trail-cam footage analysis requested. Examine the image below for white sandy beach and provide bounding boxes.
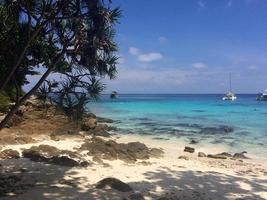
[1,133,267,200]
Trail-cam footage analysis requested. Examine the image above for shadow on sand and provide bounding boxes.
[0,159,267,200]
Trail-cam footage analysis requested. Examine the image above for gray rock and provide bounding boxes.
[0,149,20,159]
[233,152,249,159]
[184,146,195,153]
[207,154,227,159]
[95,177,133,192]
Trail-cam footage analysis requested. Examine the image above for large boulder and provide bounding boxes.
[0,149,20,159]
[198,152,206,157]
[96,177,133,192]
[80,137,164,163]
[233,152,249,159]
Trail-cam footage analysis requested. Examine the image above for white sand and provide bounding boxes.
[1,134,267,200]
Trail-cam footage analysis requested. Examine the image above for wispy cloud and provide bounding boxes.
[192,62,207,69]
[129,47,163,62]
[247,65,258,70]
[159,36,168,44]
[138,53,163,62]
[129,47,140,56]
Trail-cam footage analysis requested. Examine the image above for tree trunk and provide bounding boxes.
[0,67,53,129]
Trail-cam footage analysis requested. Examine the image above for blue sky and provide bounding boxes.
[26,0,267,93]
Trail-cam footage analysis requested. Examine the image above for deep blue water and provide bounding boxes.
[88,94,267,160]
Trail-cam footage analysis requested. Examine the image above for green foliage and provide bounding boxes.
[0,92,10,113]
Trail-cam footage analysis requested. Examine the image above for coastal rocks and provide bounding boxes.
[184,146,195,153]
[96,177,133,192]
[207,154,227,159]
[0,149,20,159]
[198,152,206,157]
[233,152,249,159]
[22,145,89,167]
[189,139,198,144]
[0,135,35,145]
[96,117,114,123]
[81,118,97,130]
[79,137,164,163]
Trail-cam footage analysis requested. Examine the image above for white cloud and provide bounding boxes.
[192,62,207,69]
[129,47,140,56]
[138,53,163,62]
[159,36,168,44]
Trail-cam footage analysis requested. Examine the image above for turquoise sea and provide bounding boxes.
[89,94,267,162]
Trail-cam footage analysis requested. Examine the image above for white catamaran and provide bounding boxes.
[222,73,237,101]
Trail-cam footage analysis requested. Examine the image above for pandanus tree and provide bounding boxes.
[0,0,121,129]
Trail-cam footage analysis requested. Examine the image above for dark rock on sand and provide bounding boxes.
[184,146,195,153]
[96,177,133,192]
[216,152,232,158]
[0,149,20,159]
[189,139,198,144]
[80,137,164,163]
[198,152,206,157]
[207,154,227,159]
[233,151,249,159]
[149,148,164,158]
[22,145,88,167]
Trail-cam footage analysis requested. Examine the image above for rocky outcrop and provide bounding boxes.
[79,137,164,163]
[184,146,195,153]
[22,145,89,167]
[0,149,20,159]
[233,152,249,159]
[0,135,36,145]
[96,177,133,192]
[81,118,97,130]
[207,154,227,159]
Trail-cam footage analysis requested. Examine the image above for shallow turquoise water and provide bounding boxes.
[88,94,267,159]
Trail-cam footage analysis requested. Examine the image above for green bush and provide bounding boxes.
[0,92,11,113]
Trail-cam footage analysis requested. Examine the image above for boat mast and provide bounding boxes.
[229,73,232,92]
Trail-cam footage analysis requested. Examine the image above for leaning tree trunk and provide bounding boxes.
[0,68,53,129]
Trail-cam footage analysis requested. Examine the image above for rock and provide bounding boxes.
[216,152,232,157]
[184,146,195,153]
[233,152,249,159]
[22,145,87,167]
[95,177,133,192]
[92,156,104,164]
[16,105,27,116]
[207,154,227,159]
[0,135,35,145]
[178,155,189,160]
[0,149,20,159]
[189,139,198,144]
[149,148,164,158]
[198,152,206,157]
[84,113,97,119]
[80,137,162,163]
[6,114,23,127]
[97,117,114,123]
[81,118,97,130]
